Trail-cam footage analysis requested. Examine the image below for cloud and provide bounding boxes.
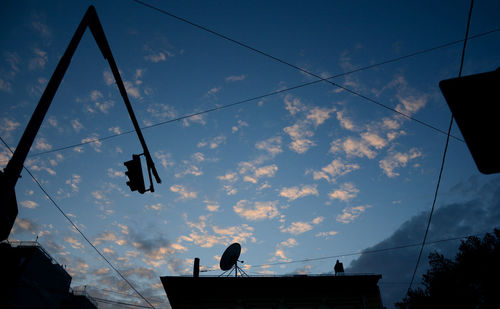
[65,174,81,192]
[154,151,174,169]
[0,79,12,92]
[281,221,313,235]
[181,215,255,248]
[103,70,114,85]
[71,119,84,132]
[144,49,173,63]
[330,137,376,159]
[34,138,52,151]
[315,230,338,239]
[310,159,360,182]
[205,200,220,212]
[279,185,319,201]
[0,118,20,137]
[279,238,299,248]
[93,232,118,245]
[232,119,249,133]
[307,106,335,127]
[197,135,226,149]
[65,236,84,249]
[347,176,500,308]
[284,94,306,115]
[283,122,315,154]
[336,205,370,223]
[170,184,197,200]
[206,87,221,96]
[81,134,102,152]
[329,182,359,201]
[255,136,282,157]
[29,48,48,70]
[20,200,39,209]
[146,103,176,121]
[379,148,422,177]
[225,74,246,82]
[182,114,206,126]
[233,200,279,221]
[361,132,387,149]
[336,110,356,130]
[175,154,204,178]
[254,165,278,178]
[217,172,238,182]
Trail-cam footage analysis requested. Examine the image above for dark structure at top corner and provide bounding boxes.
[439,67,500,174]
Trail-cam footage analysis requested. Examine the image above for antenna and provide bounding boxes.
[219,243,248,277]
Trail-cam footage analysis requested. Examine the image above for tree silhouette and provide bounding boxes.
[396,228,500,309]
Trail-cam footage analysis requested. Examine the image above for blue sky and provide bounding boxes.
[1,0,499,308]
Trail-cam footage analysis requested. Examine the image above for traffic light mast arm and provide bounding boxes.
[1,5,161,241]
[89,12,161,186]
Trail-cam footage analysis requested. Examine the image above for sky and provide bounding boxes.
[1,0,499,308]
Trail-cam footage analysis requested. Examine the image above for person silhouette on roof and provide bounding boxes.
[334,260,344,276]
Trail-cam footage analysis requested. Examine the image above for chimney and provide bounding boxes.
[193,257,200,277]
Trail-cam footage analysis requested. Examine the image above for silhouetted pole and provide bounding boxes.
[193,258,200,278]
[0,5,160,241]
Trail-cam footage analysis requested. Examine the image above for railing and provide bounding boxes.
[2,240,62,267]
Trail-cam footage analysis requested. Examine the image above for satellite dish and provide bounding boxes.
[220,243,241,271]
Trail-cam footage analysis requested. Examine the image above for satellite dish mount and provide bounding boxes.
[219,243,248,277]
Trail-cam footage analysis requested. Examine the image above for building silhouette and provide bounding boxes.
[0,241,97,309]
[161,260,383,309]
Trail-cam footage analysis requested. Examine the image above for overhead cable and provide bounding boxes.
[0,136,155,309]
[201,232,488,271]
[407,0,475,293]
[26,26,500,159]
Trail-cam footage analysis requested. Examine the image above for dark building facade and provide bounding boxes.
[161,274,383,309]
[0,241,97,309]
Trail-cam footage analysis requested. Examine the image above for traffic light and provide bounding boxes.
[124,154,146,194]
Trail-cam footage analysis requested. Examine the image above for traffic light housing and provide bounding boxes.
[124,154,146,194]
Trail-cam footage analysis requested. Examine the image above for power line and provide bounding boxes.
[24,26,500,159]
[202,232,487,271]
[0,136,155,309]
[93,297,153,308]
[132,0,494,137]
[407,0,475,293]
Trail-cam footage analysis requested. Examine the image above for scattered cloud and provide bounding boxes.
[197,135,226,149]
[0,118,20,138]
[34,138,52,151]
[20,200,39,209]
[29,48,48,70]
[379,148,422,177]
[170,184,197,200]
[330,137,376,159]
[71,119,84,132]
[217,172,238,182]
[336,205,370,223]
[307,106,335,127]
[310,159,360,182]
[283,122,315,154]
[256,136,282,157]
[233,200,279,221]
[329,182,359,201]
[279,184,319,201]
[281,221,313,235]
[225,74,246,82]
[232,119,249,133]
[315,230,338,239]
[65,236,84,249]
